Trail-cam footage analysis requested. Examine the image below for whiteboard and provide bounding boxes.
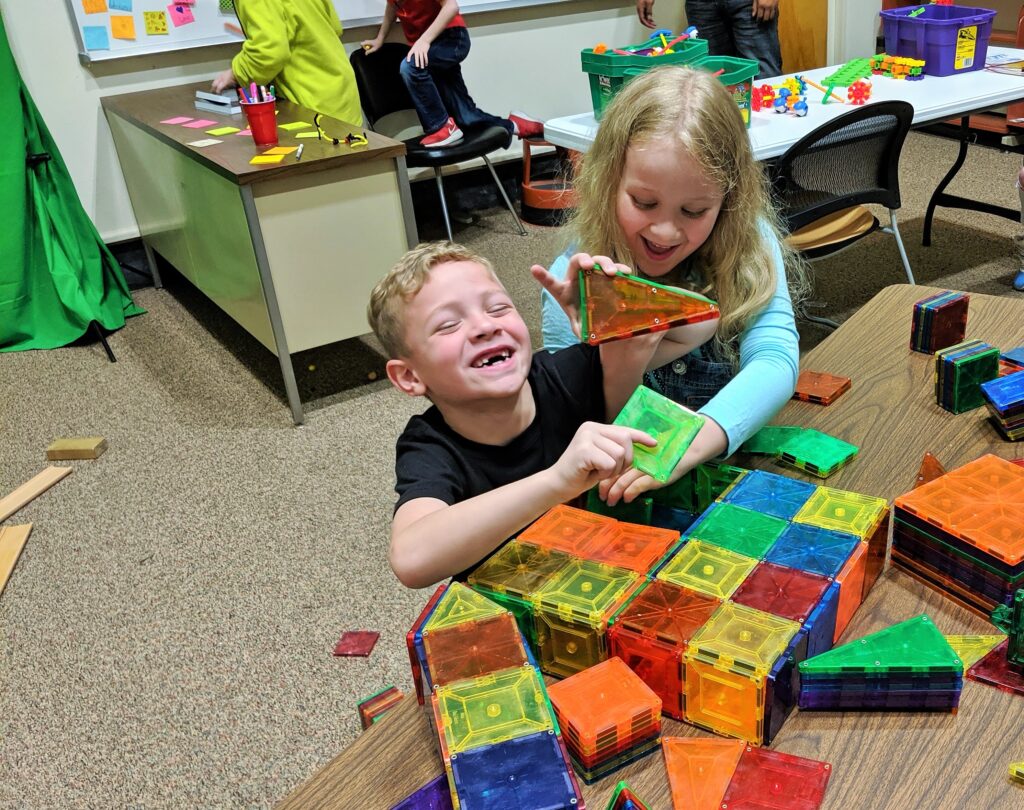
[67,0,575,65]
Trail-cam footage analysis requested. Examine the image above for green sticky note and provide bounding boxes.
[206,126,240,136]
[278,121,313,131]
[776,429,858,478]
[613,386,704,483]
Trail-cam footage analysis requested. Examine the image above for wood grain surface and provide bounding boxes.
[279,285,1024,810]
[101,84,405,186]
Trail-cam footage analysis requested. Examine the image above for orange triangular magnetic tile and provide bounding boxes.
[580,269,719,345]
[662,737,744,810]
[914,451,946,488]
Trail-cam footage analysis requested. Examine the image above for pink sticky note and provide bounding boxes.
[183,119,217,128]
[168,3,194,26]
[161,116,193,125]
[236,129,252,136]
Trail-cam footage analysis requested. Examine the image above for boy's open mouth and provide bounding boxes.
[471,348,514,369]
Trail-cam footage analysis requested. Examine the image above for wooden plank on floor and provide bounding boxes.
[0,466,72,523]
[0,524,32,596]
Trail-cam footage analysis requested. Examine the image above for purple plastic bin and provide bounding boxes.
[880,4,997,77]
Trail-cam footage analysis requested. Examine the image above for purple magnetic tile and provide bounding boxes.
[967,640,1024,697]
[333,630,380,657]
[390,774,453,810]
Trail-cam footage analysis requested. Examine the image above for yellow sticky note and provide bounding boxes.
[144,11,168,35]
[110,15,135,40]
[263,146,298,155]
[295,131,324,139]
[250,154,285,165]
[82,0,108,13]
[206,126,241,136]
[278,121,312,131]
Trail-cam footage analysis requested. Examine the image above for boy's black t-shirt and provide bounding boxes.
[394,344,605,512]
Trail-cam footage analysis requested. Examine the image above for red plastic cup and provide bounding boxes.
[241,98,278,147]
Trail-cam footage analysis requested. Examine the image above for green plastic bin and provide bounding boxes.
[581,37,709,120]
[690,55,759,128]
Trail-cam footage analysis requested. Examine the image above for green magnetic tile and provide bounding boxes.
[435,666,553,754]
[741,425,804,455]
[535,559,639,625]
[586,487,654,525]
[613,386,705,483]
[944,634,1006,669]
[656,539,758,600]
[776,429,858,478]
[799,614,963,676]
[695,462,749,512]
[687,503,787,559]
[650,470,697,511]
[687,601,801,677]
[468,541,574,600]
[425,581,508,631]
[794,487,888,539]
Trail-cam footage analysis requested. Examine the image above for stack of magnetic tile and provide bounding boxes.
[547,657,661,783]
[603,781,650,810]
[1001,346,1024,376]
[891,454,1024,617]
[792,370,852,405]
[910,291,968,354]
[404,582,584,809]
[798,614,964,711]
[935,340,1000,414]
[662,738,833,810]
[1010,762,1024,785]
[982,372,1024,441]
[357,685,404,729]
[742,425,859,478]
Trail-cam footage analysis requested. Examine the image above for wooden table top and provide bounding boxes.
[101,83,405,186]
[278,285,1024,810]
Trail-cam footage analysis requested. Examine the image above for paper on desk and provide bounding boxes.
[183,119,217,128]
[250,154,285,164]
[295,131,324,138]
[187,138,222,148]
[236,129,252,136]
[263,146,298,155]
[206,126,240,136]
[279,121,313,131]
[161,116,193,125]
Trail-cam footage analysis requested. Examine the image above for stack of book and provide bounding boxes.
[195,88,242,116]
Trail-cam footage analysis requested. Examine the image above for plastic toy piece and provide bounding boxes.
[741,425,804,455]
[981,373,1024,442]
[333,630,380,657]
[731,561,831,623]
[821,57,873,86]
[832,540,868,642]
[518,504,615,556]
[586,487,653,525]
[694,461,749,512]
[688,601,801,677]
[944,634,1007,669]
[656,539,759,600]
[794,486,888,540]
[425,581,508,632]
[686,502,788,559]
[1010,761,1024,785]
[799,614,962,676]
[357,685,404,730]
[579,267,719,345]
[990,589,1024,673]
[935,340,1000,414]
[407,584,449,704]
[910,290,968,353]
[766,522,859,579]
[915,451,946,488]
[389,773,453,810]
[847,79,872,104]
[966,639,1024,697]
[424,613,530,687]
[605,780,651,810]
[720,745,832,810]
[793,370,852,405]
[584,521,679,573]
[662,737,745,810]
[721,469,817,520]
[777,429,859,478]
[613,385,705,483]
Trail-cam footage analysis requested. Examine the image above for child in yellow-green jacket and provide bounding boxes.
[213,0,363,127]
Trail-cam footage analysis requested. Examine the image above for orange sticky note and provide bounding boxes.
[82,0,108,13]
[111,15,136,40]
[144,10,168,35]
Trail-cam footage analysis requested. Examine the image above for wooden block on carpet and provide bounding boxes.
[46,437,108,461]
[0,466,72,522]
[0,524,32,596]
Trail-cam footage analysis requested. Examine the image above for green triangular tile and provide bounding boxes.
[799,614,963,675]
[425,582,507,631]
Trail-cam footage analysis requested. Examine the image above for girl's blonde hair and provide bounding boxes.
[571,65,805,352]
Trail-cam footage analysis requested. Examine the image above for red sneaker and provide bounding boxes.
[508,111,544,140]
[420,117,463,148]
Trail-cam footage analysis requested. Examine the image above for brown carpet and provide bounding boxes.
[0,130,1021,808]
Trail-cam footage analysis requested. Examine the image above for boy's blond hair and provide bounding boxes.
[367,241,496,359]
[571,66,806,354]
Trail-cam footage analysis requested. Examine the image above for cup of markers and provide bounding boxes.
[239,83,278,147]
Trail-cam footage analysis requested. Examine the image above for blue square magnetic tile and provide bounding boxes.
[766,523,859,579]
[721,469,817,520]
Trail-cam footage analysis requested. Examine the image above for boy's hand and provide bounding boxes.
[407,39,431,68]
[212,68,238,93]
[551,422,656,499]
[361,37,384,54]
[531,253,630,339]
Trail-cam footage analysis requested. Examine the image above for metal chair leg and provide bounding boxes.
[886,209,916,285]
[91,322,117,363]
[482,156,526,236]
[434,168,454,242]
[796,302,840,331]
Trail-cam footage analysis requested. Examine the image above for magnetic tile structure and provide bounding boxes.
[777,429,859,479]
[464,461,889,746]
[910,290,968,354]
[892,454,1024,617]
[663,738,832,810]
[390,774,453,810]
[547,657,661,783]
[357,685,404,729]
[799,615,964,712]
[406,582,584,809]
[604,781,650,810]
[792,370,852,405]
[613,385,705,483]
[982,372,1024,442]
[579,267,719,346]
[935,340,1000,414]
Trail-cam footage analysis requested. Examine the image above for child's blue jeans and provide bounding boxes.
[685,0,783,79]
[399,27,513,140]
[643,342,736,411]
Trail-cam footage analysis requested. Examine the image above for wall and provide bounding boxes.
[4,0,669,242]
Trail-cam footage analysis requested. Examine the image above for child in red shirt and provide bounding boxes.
[362,0,543,147]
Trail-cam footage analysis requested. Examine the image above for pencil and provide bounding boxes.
[802,76,844,103]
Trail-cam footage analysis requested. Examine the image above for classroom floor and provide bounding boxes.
[1,131,1022,808]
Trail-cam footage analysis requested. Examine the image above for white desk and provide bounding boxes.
[545,48,1024,160]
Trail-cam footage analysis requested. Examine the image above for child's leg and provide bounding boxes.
[428,28,514,140]
[398,45,452,134]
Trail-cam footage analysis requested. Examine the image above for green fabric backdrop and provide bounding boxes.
[0,10,143,353]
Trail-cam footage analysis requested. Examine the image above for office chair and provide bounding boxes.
[770,100,915,329]
[350,43,526,241]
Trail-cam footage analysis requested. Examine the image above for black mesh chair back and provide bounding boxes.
[771,100,914,234]
[349,44,525,240]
